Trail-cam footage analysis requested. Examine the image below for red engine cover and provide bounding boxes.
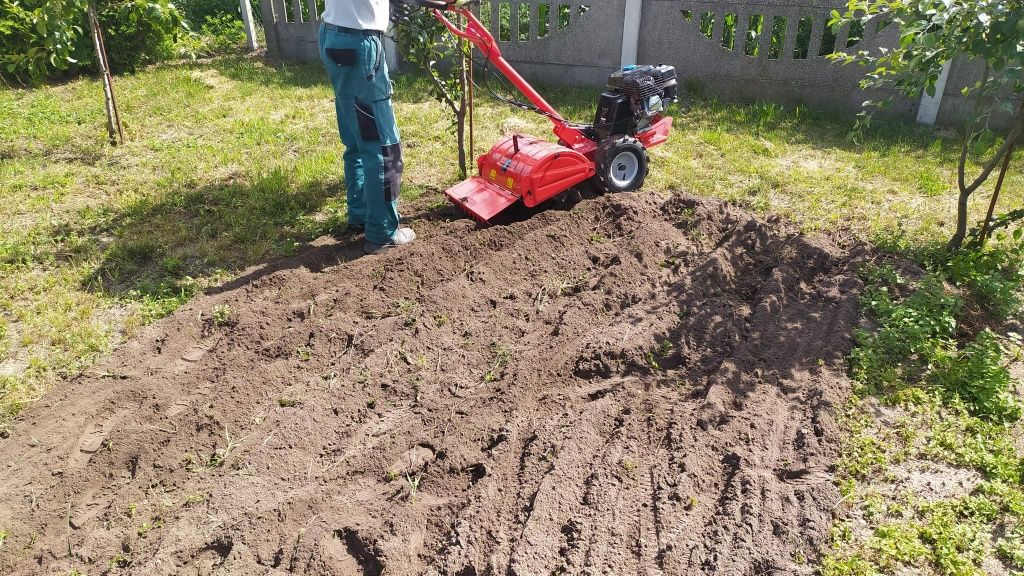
[477,134,595,208]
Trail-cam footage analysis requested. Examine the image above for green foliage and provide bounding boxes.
[831,0,1024,102]
[176,12,246,58]
[852,243,1023,422]
[0,0,89,80]
[85,0,182,74]
[0,0,182,81]
[177,0,238,26]
[939,228,1024,319]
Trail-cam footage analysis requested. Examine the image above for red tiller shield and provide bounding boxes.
[445,134,595,222]
[445,176,520,223]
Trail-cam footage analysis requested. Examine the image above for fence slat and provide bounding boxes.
[532,1,540,39]
[733,10,749,53]
[781,8,800,59]
[305,0,318,22]
[757,13,773,58]
[808,11,826,57]
[260,0,279,55]
[511,1,521,40]
[492,0,501,39]
[272,0,287,24]
[833,21,849,53]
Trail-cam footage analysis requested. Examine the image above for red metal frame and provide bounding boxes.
[432,8,595,154]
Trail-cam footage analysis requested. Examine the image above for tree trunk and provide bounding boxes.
[949,102,1024,251]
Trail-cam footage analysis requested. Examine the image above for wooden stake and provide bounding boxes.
[88,3,124,146]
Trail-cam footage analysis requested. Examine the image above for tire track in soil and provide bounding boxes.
[0,192,865,575]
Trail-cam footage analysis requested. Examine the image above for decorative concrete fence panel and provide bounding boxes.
[637,0,913,114]
[471,1,626,86]
[258,0,989,126]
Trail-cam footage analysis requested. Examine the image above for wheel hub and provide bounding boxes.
[609,151,640,187]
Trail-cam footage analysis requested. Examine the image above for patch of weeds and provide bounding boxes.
[109,552,132,569]
[589,232,607,244]
[136,516,164,538]
[433,313,449,327]
[295,347,312,362]
[483,342,511,383]
[277,396,300,408]
[405,472,423,501]
[211,304,233,327]
[183,493,206,507]
[826,235,1024,575]
[645,350,661,371]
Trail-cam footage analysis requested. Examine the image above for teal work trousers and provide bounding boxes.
[319,24,402,244]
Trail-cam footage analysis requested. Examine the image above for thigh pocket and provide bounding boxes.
[382,143,403,203]
[326,48,357,66]
[354,100,380,141]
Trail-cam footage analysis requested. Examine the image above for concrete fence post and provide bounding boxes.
[620,0,642,67]
[916,59,952,125]
[240,0,259,50]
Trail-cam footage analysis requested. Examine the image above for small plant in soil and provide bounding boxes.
[0,528,9,549]
[483,343,511,383]
[405,472,423,502]
[207,427,243,468]
[183,493,206,507]
[385,470,398,482]
[433,313,449,326]
[211,304,232,327]
[109,552,131,569]
[645,350,661,371]
[366,398,377,410]
[277,397,300,408]
[125,503,137,519]
[295,348,312,362]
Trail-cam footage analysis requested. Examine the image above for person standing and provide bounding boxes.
[319,0,414,254]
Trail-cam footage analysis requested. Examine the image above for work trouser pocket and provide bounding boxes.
[319,25,391,102]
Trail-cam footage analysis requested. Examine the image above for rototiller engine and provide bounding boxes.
[403,0,677,222]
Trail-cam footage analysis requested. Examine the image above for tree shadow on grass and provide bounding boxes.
[75,167,355,315]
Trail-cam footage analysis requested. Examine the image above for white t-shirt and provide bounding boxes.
[322,0,389,31]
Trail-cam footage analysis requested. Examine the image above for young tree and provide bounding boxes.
[831,0,1024,249]
[396,8,471,178]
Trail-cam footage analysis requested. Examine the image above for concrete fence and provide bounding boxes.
[258,0,987,127]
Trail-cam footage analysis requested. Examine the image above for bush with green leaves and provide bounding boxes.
[175,12,246,58]
[177,0,237,26]
[85,0,183,73]
[0,0,182,81]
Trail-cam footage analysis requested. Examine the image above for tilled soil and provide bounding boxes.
[0,192,864,575]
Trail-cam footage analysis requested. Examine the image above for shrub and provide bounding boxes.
[178,0,237,24]
[80,0,183,74]
[0,0,182,80]
[176,13,246,58]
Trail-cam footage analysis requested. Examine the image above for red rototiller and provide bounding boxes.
[401,0,677,223]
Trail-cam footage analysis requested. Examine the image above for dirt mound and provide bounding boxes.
[0,192,864,575]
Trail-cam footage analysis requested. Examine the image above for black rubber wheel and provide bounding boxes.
[593,136,649,193]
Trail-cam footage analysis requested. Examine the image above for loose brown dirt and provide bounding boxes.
[0,191,864,575]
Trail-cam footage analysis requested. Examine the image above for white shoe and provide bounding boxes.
[363,227,416,254]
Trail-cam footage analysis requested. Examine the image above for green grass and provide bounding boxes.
[1,54,1021,434]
